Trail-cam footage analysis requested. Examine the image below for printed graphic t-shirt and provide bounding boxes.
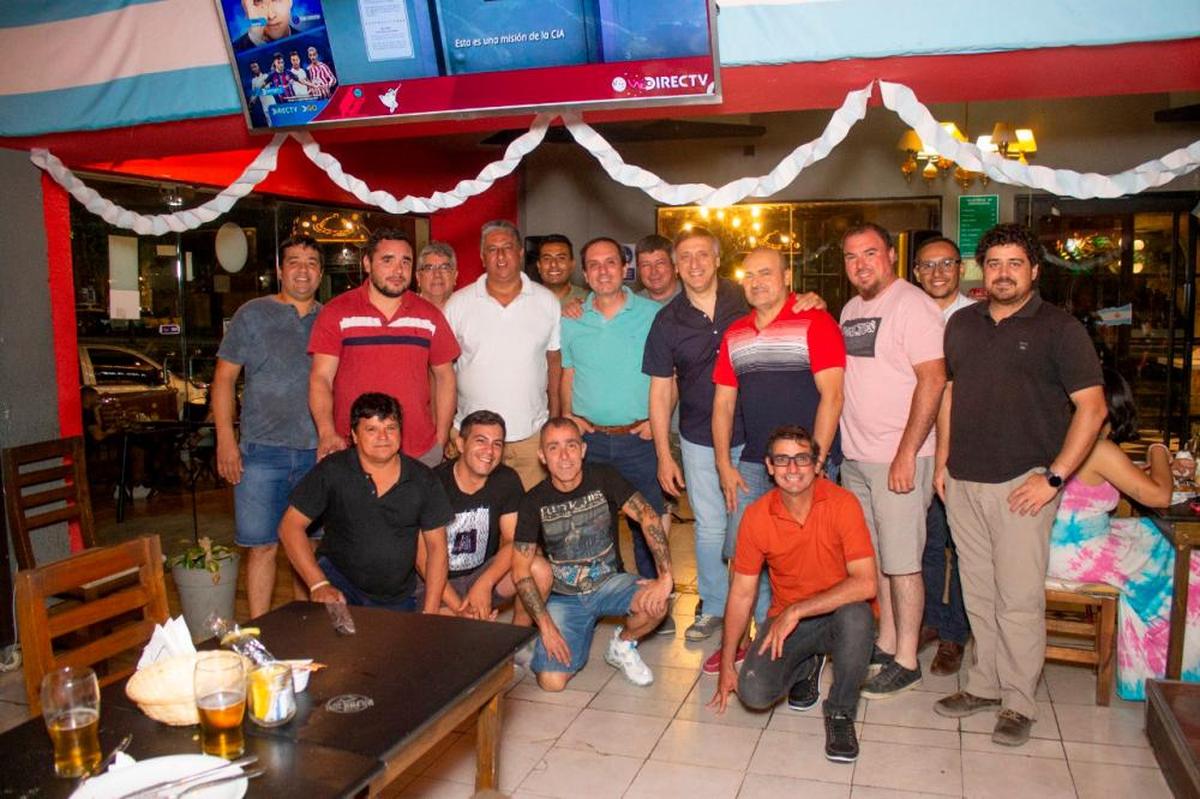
[515,464,635,595]
[434,461,524,579]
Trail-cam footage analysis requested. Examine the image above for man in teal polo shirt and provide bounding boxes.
[561,237,668,587]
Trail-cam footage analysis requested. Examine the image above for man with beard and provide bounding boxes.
[537,234,588,307]
[309,228,459,467]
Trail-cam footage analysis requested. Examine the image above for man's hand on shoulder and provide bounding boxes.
[561,297,585,320]
[317,431,348,460]
[791,292,827,313]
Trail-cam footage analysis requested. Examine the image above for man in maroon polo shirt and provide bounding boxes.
[309,228,460,467]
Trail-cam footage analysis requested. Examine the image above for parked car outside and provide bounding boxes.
[79,342,209,421]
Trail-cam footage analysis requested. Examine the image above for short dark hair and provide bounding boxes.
[363,228,413,261]
[635,234,672,260]
[538,234,574,259]
[460,409,507,440]
[272,52,284,61]
[288,50,300,59]
[974,223,1043,267]
[279,234,323,267]
[580,236,624,267]
[350,392,402,429]
[765,425,821,463]
[841,222,893,251]
[1102,368,1138,444]
[915,236,961,261]
[539,416,581,444]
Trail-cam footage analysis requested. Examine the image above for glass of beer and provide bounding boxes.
[194,653,246,759]
[41,665,101,778]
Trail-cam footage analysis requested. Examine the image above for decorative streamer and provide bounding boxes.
[29,81,1200,233]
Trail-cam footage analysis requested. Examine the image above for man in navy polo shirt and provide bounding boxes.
[709,246,846,673]
[643,226,747,642]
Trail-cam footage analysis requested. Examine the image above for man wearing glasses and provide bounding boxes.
[708,425,876,764]
[415,241,458,310]
[911,237,975,677]
[443,220,562,488]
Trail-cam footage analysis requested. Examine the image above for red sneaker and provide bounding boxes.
[702,644,748,675]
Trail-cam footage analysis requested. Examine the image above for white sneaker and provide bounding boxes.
[604,626,654,686]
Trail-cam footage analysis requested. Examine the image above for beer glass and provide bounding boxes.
[194,653,246,759]
[41,665,101,778]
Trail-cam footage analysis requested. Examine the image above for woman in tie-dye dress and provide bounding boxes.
[1048,369,1200,700]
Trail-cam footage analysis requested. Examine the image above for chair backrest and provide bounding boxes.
[16,535,169,714]
[1,436,96,570]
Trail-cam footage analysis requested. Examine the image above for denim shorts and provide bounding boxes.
[531,572,640,674]
[410,557,509,609]
[234,442,317,547]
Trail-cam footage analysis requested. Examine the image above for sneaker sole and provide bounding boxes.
[932,701,1001,719]
[859,677,922,700]
[685,626,719,642]
[604,652,653,686]
[824,751,858,763]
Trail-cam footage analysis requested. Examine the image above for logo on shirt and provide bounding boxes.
[842,317,881,358]
[447,505,490,572]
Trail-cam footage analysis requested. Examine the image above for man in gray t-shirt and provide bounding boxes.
[213,235,323,617]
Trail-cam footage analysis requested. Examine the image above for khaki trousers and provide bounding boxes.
[503,432,547,490]
[945,469,1060,720]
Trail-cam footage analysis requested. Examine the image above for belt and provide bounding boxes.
[586,418,648,435]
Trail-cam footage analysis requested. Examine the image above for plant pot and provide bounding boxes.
[172,554,240,642]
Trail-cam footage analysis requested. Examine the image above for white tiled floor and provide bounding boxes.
[0,517,1176,799]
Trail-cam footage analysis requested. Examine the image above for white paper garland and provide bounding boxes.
[30,81,1200,233]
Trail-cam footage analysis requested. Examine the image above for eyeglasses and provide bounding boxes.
[769,453,815,468]
[915,258,960,274]
[416,262,454,273]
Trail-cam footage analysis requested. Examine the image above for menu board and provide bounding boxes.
[958,194,1000,262]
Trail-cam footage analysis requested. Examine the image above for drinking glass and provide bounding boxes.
[41,665,101,778]
[194,653,246,759]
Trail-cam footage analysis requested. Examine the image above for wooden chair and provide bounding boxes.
[1,436,96,570]
[1045,579,1119,706]
[15,535,169,714]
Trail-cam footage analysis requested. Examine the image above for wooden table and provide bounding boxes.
[1145,504,1200,679]
[1145,679,1200,799]
[3,602,534,796]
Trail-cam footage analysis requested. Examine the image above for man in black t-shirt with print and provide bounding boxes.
[512,418,674,692]
[279,392,453,612]
[415,410,552,622]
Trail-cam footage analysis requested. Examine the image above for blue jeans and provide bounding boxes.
[234,442,317,547]
[317,556,418,612]
[583,432,665,580]
[532,573,641,674]
[922,495,969,644]
[680,438,743,616]
[725,460,773,626]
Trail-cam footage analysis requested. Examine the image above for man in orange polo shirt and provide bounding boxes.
[708,425,877,763]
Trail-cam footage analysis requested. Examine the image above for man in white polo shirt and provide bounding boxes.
[443,220,563,489]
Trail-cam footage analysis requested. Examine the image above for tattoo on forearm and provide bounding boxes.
[515,576,547,621]
[643,518,672,576]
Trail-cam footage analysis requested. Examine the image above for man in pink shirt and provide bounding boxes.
[839,222,947,699]
[309,228,460,467]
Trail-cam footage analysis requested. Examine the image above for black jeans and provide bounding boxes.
[921,496,970,645]
[737,601,873,716]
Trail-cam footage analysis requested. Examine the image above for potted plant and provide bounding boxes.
[168,537,240,641]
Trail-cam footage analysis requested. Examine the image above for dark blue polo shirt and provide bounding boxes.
[642,279,748,447]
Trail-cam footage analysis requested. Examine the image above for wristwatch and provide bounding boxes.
[1044,468,1065,489]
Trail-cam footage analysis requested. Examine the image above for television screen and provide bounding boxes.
[215,0,721,130]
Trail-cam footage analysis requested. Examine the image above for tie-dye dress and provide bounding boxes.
[1048,477,1200,700]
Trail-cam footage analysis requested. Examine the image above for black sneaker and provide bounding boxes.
[867,644,894,677]
[787,654,826,711]
[824,711,859,762]
[860,659,922,699]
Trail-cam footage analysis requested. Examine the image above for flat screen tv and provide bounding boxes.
[215,0,721,131]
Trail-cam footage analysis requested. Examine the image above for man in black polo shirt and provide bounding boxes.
[279,392,454,612]
[643,226,748,642]
[933,223,1106,746]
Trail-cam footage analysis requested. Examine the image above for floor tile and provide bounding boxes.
[738,774,850,799]
[1053,701,1149,747]
[860,723,959,750]
[1042,662,1107,705]
[852,740,962,796]
[0,671,27,704]
[625,759,743,799]
[959,700,1059,739]
[960,750,1074,799]
[597,663,697,702]
[557,708,670,758]
[587,689,682,718]
[0,699,32,735]
[633,637,708,669]
[517,745,643,799]
[650,718,763,771]
[675,681,772,729]
[1071,761,1173,799]
[851,787,953,799]
[960,731,1064,759]
[1062,739,1158,767]
[862,689,957,730]
[559,657,618,693]
[422,732,552,792]
[506,681,594,708]
[397,777,475,798]
[500,698,582,744]
[747,729,854,785]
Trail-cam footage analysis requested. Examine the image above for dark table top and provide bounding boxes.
[4,602,534,797]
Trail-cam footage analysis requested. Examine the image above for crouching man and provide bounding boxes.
[279,392,453,612]
[512,418,674,691]
[709,426,877,763]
